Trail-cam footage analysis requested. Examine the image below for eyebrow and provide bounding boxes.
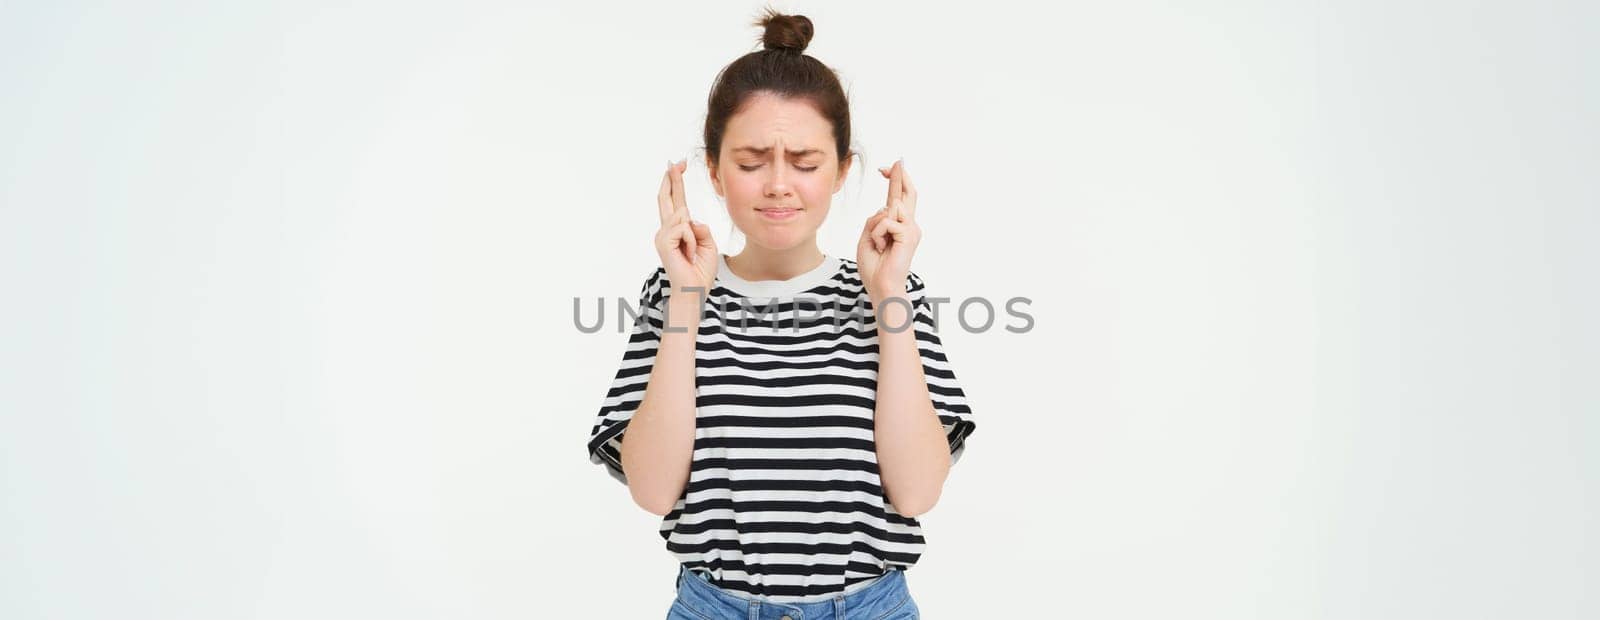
[732,146,824,157]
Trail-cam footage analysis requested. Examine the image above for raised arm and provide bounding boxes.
[620,159,719,515]
[858,160,951,518]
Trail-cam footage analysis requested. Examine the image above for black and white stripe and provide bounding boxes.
[587,255,976,603]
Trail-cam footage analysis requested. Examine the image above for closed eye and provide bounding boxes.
[738,163,820,172]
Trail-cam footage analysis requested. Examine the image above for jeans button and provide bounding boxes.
[780,616,793,620]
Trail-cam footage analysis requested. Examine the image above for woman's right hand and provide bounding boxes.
[655,159,719,293]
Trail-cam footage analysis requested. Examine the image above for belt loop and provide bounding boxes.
[748,599,759,620]
[834,594,846,618]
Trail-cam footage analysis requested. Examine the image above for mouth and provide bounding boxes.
[756,207,802,221]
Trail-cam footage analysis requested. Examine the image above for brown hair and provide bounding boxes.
[703,9,852,167]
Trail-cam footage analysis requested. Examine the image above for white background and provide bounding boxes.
[1,1,1595,618]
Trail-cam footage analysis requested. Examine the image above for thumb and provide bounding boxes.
[691,220,715,248]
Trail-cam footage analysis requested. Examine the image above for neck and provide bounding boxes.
[729,242,826,281]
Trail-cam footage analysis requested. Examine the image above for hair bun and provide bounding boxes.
[756,9,813,53]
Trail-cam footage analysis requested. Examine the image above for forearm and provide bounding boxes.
[871,287,951,518]
[620,292,703,515]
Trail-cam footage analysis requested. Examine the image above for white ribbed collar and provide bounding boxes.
[715,252,841,298]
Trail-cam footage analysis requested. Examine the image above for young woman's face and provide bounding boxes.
[709,92,851,253]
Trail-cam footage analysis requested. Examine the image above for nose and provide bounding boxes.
[763,154,793,199]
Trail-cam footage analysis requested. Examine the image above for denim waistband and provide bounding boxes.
[672,564,913,620]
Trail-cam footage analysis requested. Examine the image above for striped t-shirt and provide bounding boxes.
[586,252,977,603]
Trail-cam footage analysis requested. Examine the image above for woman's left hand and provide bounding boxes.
[856,159,921,300]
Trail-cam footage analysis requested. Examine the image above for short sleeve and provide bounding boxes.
[585,268,668,484]
[905,271,978,465]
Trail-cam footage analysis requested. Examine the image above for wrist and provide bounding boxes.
[663,291,706,332]
[868,283,908,306]
[869,285,916,334]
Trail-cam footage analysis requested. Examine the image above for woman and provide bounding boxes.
[587,10,977,619]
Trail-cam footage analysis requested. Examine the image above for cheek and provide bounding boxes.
[722,174,764,206]
[795,176,834,204]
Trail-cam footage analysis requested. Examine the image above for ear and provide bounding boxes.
[706,154,724,198]
[832,152,853,194]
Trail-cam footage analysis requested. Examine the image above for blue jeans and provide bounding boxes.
[667,565,920,620]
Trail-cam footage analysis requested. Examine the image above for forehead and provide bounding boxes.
[723,92,832,153]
